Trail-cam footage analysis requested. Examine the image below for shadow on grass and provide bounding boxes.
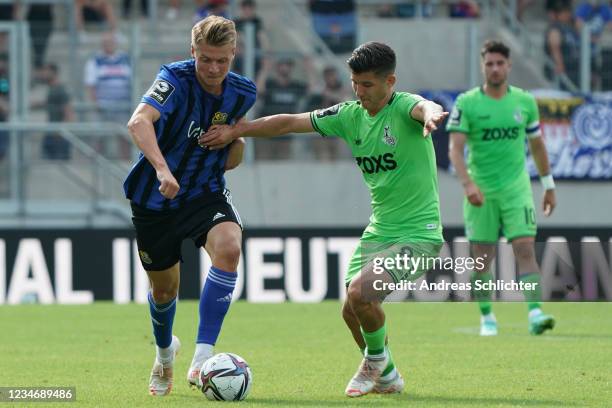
[246,394,582,407]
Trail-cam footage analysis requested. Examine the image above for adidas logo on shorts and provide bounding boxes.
[213,212,225,221]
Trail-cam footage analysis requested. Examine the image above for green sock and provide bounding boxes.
[382,345,395,376]
[471,272,493,316]
[471,271,494,316]
[519,273,542,311]
[361,324,386,357]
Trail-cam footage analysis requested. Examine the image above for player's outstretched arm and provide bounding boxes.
[410,100,449,137]
[199,112,314,150]
[528,137,556,216]
[449,132,484,206]
[127,103,179,199]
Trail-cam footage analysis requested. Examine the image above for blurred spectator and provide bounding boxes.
[255,57,312,160]
[166,0,180,20]
[575,0,612,35]
[75,0,117,34]
[449,0,480,18]
[517,0,536,21]
[376,3,397,17]
[310,0,357,54]
[122,0,149,18]
[27,5,54,79]
[41,63,75,160]
[234,0,269,77]
[0,54,9,161]
[575,0,612,90]
[194,0,230,23]
[84,31,132,158]
[305,66,350,160]
[377,1,435,18]
[545,1,580,90]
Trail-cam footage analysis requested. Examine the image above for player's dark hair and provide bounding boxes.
[480,40,510,59]
[347,42,396,77]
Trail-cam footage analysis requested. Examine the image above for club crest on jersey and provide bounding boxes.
[212,112,228,125]
[513,109,524,123]
[382,125,396,146]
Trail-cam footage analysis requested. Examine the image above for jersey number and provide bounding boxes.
[524,207,536,225]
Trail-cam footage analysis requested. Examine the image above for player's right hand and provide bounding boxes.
[156,168,180,199]
[464,182,484,206]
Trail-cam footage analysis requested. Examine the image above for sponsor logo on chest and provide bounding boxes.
[355,153,397,174]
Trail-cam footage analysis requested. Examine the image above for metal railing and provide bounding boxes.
[0,122,132,225]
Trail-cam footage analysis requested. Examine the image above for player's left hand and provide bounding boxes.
[198,125,236,150]
[423,111,449,137]
[542,189,556,217]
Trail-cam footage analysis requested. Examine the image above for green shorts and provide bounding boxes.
[345,230,443,286]
[464,191,537,243]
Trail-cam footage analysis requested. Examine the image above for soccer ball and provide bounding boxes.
[199,353,252,401]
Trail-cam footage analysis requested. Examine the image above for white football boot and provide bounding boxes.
[480,314,498,336]
[374,370,405,394]
[345,353,388,397]
[187,346,214,389]
[149,335,180,396]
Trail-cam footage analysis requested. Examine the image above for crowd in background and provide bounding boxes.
[0,0,609,163]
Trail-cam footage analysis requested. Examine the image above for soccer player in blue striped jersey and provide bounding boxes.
[123,16,256,396]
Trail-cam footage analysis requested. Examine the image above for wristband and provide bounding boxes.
[540,174,555,190]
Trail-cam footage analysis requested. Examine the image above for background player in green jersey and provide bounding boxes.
[447,40,557,336]
[199,42,448,397]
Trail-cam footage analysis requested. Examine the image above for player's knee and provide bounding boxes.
[341,300,354,323]
[512,241,535,263]
[212,238,241,269]
[347,282,365,309]
[473,244,496,258]
[151,285,178,304]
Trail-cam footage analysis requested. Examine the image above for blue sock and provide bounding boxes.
[197,266,237,345]
[148,292,176,349]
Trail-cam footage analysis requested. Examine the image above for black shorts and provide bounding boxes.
[131,189,243,271]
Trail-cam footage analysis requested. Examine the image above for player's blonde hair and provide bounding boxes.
[191,15,237,48]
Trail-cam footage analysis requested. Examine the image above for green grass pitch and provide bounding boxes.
[1,302,610,407]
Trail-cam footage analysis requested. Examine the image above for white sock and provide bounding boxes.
[157,339,176,364]
[191,343,214,369]
[529,308,543,319]
[379,367,398,383]
[482,313,496,322]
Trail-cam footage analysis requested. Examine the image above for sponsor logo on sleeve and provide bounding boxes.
[316,103,341,118]
[449,106,462,126]
[146,79,175,105]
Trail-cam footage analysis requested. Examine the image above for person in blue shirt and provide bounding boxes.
[123,15,256,397]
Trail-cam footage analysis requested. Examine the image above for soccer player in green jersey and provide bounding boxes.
[447,40,557,336]
[200,42,448,397]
